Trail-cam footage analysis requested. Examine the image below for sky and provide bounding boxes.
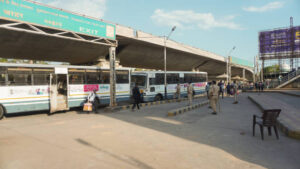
[36,0,300,64]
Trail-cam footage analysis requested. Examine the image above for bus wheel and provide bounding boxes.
[0,106,5,120]
[154,95,162,101]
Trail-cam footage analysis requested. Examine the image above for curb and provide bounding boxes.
[248,96,300,140]
[108,94,207,112]
[277,91,300,98]
[245,90,300,97]
[167,100,210,117]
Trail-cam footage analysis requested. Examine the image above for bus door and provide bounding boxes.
[49,68,69,113]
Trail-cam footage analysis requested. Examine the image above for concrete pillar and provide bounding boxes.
[109,47,117,107]
[243,68,245,80]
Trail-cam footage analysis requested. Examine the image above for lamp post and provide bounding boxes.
[226,46,235,83]
[164,26,176,99]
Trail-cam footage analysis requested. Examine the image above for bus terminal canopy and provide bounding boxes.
[0,0,117,64]
[0,0,254,81]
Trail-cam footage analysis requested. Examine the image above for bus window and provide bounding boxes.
[131,75,146,87]
[69,68,85,84]
[167,73,179,84]
[86,69,100,84]
[116,70,129,84]
[184,73,193,83]
[33,68,54,85]
[100,70,110,84]
[149,78,156,85]
[7,67,32,86]
[155,73,164,85]
[0,67,6,85]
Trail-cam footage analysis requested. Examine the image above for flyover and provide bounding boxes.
[0,0,253,80]
[115,25,253,80]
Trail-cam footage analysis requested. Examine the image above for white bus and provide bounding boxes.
[131,71,207,102]
[0,63,130,119]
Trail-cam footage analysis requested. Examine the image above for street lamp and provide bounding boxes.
[226,46,235,83]
[164,26,176,100]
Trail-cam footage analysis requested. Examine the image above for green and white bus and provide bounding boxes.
[0,63,130,119]
[131,71,207,102]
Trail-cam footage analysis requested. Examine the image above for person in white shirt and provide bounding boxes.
[87,89,98,113]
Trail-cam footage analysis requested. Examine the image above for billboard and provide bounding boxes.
[0,0,116,40]
[259,26,300,59]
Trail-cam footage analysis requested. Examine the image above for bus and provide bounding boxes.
[131,71,207,102]
[0,63,130,119]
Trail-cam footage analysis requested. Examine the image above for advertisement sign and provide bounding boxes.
[259,26,300,59]
[0,0,116,39]
[84,84,99,92]
[55,67,68,74]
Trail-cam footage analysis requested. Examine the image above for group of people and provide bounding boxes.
[85,80,240,114]
[254,81,265,92]
[206,80,239,115]
[131,82,195,111]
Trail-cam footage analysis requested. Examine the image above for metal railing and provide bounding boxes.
[280,69,300,84]
[266,69,300,88]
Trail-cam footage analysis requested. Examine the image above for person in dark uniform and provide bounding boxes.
[132,83,141,111]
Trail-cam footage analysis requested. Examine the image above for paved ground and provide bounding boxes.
[0,94,299,169]
[279,90,300,97]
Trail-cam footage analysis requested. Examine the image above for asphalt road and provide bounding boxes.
[0,94,299,169]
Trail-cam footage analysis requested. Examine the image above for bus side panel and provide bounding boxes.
[193,82,207,95]
[116,83,130,102]
[0,86,50,114]
[68,83,131,107]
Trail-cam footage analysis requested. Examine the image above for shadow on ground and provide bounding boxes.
[96,93,300,169]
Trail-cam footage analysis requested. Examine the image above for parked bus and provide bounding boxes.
[0,63,130,119]
[131,71,207,102]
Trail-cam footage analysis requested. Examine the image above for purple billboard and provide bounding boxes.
[259,26,300,59]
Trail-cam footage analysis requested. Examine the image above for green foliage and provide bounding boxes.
[264,65,280,74]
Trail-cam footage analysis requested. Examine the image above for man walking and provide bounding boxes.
[233,81,238,104]
[205,82,210,99]
[132,83,141,111]
[173,83,181,101]
[187,82,194,106]
[209,81,219,115]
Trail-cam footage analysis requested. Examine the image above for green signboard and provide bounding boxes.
[231,56,253,68]
[0,0,116,40]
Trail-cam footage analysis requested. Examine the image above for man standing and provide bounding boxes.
[132,83,141,111]
[226,82,231,97]
[205,82,210,99]
[233,81,238,104]
[173,83,181,101]
[87,89,98,113]
[187,82,194,106]
[209,81,219,115]
[218,80,224,99]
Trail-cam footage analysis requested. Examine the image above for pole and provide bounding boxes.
[290,16,294,70]
[261,59,264,82]
[253,56,256,82]
[228,56,232,83]
[164,36,167,100]
[226,57,228,83]
[109,47,117,107]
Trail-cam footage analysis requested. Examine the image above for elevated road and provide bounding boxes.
[0,0,253,80]
[116,25,253,80]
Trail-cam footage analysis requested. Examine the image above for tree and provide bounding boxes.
[264,65,280,74]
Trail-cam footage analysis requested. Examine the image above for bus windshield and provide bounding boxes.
[131,75,147,88]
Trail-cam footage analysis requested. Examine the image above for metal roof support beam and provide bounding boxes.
[0,18,117,47]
